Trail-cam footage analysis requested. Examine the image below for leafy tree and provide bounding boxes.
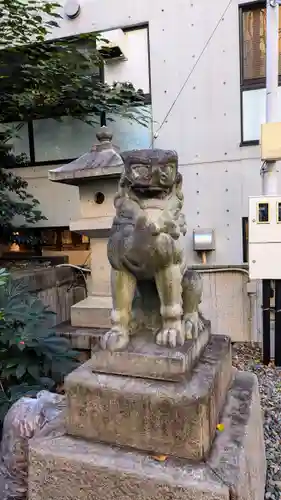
[0,0,147,245]
[0,131,46,244]
[0,268,79,425]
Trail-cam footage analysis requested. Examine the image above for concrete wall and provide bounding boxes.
[197,266,252,342]
[11,0,273,268]
[42,249,90,266]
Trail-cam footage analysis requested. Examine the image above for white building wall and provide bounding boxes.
[12,0,274,265]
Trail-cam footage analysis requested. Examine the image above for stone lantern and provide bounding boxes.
[48,127,123,329]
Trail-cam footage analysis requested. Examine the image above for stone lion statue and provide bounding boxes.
[100,149,205,351]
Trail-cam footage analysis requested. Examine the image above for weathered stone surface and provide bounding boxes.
[11,267,85,326]
[65,335,232,460]
[208,371,266,500]
[48,127,123,185]
[11,266,74,293]
[28,372,265,500]
[100,148,205,353]
[71,295,112,328]
[57,323,105,350]
[28,436,228,500]
[91,326,210,381]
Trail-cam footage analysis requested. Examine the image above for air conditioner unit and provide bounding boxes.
[97,29,127,62]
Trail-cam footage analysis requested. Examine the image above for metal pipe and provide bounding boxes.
[262,279,271,364]
[193,267,249,276]
[274,279,281,365]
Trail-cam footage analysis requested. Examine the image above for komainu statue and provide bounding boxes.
[100,149,205,351]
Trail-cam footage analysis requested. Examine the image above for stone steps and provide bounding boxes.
[56,321,106,351]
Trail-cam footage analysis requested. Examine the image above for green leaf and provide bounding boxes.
[9,383,42,401]
[15,363,26,379]
[27,364,40,380]
[0,387,9,405]
[39,377,55,389]
[5,360,18,369]
[0,401,11,424]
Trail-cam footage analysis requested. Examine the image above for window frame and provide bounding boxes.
[3,23,152,167]
[10,226,90,251]
[239,1,269,146]
[14,59,104,167]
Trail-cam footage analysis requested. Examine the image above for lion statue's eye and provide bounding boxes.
[132,165,148,178]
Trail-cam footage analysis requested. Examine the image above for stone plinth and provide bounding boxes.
[71,295,112,328]
[90,326,210,381]
[28,372,266,500]
[64,335,232,461]
[57,323,106,350]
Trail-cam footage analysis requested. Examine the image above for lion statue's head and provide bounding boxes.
[119,149,182,199]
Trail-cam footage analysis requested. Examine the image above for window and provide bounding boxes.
[4,26,152,166]
[242,7,266,81]
[240,3,281,143]
[32,115,102,163]
[106,103,152,152]
[9,102,152,164]
[1,34,102,166]
[7,227,90,253]
[6,122,30,159]
[102,25,152,152]
[40,227,90,251]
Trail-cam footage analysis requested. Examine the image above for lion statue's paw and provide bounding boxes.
[99,327,130,352]
[184,319,194,340]
[198,312,206,334]
[155,323,184,348]
[184,311,204,340]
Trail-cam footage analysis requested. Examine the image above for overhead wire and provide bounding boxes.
[151,0,233,144]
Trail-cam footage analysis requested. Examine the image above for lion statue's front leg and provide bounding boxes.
[182,269,205,340]
[154,262,184,347]
[155,263,205,348]
[100,269,136,351]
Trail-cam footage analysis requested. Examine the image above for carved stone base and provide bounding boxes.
[90,325,210,381]
[28,372,266,500]
[57,322,106,350]
[64,335,232,461]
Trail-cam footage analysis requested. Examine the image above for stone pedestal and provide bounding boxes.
[90,326,210,380]
[28,332,266,500]
[65,334,231,461]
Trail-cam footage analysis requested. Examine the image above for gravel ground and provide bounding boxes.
[232,343,281,500]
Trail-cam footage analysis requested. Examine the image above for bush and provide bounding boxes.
[0,268,79,426]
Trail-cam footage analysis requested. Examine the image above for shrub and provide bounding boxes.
[0,269,79,425]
